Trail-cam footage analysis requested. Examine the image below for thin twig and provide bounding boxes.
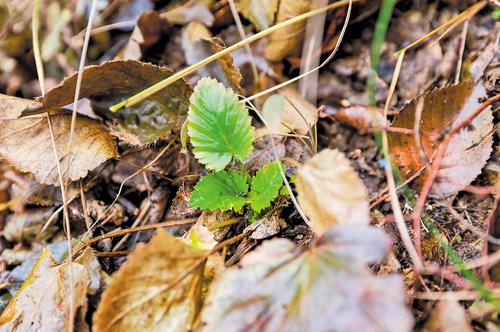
[381,51,424,270]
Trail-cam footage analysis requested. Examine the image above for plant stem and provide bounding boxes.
[367,0,396,107]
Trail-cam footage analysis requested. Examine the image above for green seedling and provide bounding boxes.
[187,77,284,215]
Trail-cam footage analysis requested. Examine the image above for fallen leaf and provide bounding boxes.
[161,0,214,27]
[201,224,413,332]
[116,11,167,61]
[264,0,311,61]
[182,22,242,92]
[0,248,90,331]
[321,104,388,130]
[236,0,279,31]
[93,231,213,332]
[0,93,43,119]
[0,111,118,186]
[245,215,281,239]
[260,94,285,135]
[388,81,494,198]
[3,208,56,242]
[260,87,319,135]
[422,301,473,332]
[296,149,369,234]
[40,60,192,146]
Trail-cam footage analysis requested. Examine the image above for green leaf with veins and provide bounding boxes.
[249,162,283,212]
[187,77,254,171]
[190,170,249,212]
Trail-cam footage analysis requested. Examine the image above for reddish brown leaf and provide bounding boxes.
[388,81,493,198]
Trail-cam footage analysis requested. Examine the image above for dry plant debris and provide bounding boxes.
[0,0,499,331]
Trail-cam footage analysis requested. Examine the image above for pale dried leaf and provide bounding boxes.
[388,81,493,198]
[281,86,318,135]
[296,149,369,234]
[93,231,210,332]
[0,112,118,186]
[264,0,311,61]
[422,301,473,332]
[201,224,413,332]
[236,0,279,31]
[0,248,90,331]
[0,94,43,120]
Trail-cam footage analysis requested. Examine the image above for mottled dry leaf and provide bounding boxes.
[0,248,90,331]
[40,60,192,146]
[296,149,369,234]
[93,231,212,332]
[0,112,118,186]
[236,0,279,31]
[202,224,413,332]
[388,81,493,198]
[182,22,242,92]
[264,0,311,61]
[422,301,473,332]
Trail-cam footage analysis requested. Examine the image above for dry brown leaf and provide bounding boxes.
[93,230,215,332]
[201,224,413,332]
[0,111,117,186]
[40,60,192,146]
[0,248,90,331]
[264,0,311,61]
[116,11,167,60]
[388,81,493,198]
[182,22,242,92]
[422,301,473,332]
[296,149,369,234]
[236,0,279,31]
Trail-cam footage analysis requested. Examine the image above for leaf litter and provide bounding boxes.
[0,1,499,331]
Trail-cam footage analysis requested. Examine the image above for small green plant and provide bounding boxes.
[187,77,284,214]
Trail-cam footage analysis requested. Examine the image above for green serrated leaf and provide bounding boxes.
[190,170,249,211]
[249,162,283,212]
[187,77,254,171]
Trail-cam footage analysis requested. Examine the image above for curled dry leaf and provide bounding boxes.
[236,0,279,31]
[0,248,90,331]
[321,105,388,130]
[388,81,493,198]
[93,230,218,332]
[116,11,167,60]
[264,0,311,61]
[296,149,369,234]
[201,224,413,332]
[0,95,118,185]
[182,21,242,92]
[40,60,192,146]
